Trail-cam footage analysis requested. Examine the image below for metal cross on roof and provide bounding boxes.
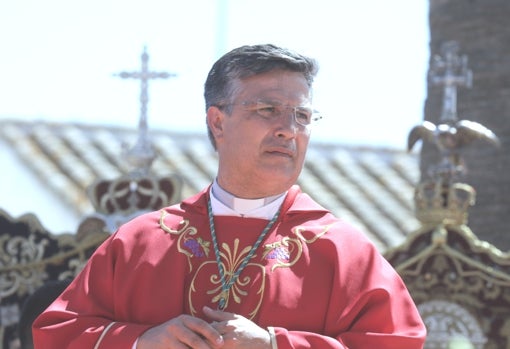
[115,46,177,133]
[114,46,177,175]
[428,41,472,123]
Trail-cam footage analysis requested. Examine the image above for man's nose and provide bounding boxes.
[275,109,299,136]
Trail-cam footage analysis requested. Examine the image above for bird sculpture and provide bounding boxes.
[408,119,500,176]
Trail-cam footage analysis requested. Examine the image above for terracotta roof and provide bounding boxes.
[0,119,421,251]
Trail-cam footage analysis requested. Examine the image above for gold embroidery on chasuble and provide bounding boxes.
[263,224,333,271]
[159,210,333,319]
[191,238,267,319]
[159,211,266,319]
[159,211,211,270]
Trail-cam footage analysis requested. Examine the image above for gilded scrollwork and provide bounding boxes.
[1,233,48,299]
[0,210,110,348]
[385,224,510,348]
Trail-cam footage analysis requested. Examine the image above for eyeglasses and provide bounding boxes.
[219,99,322,127]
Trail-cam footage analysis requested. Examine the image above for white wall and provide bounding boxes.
[0,139,81,234]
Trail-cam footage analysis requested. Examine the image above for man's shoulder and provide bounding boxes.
[287,186,329,214]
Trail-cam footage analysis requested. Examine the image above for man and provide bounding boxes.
[33,44,426,348]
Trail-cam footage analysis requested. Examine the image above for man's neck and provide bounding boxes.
[211,179,284,215]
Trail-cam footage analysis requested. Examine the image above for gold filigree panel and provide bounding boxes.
[0,209,108,348]
[385,224,510,348]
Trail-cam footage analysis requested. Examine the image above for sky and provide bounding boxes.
[0,0,429,149]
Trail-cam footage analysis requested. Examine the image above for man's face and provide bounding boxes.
[208,69,312,198]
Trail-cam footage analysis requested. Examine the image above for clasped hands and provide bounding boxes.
[137,306,271,349]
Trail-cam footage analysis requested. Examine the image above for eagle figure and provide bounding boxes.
[408,119,500,173]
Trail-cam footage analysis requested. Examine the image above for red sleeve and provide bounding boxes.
[271,222,426,348]
[32,234,152,349]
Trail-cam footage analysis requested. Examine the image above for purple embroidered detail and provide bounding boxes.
[184,239,206,257]
[266,246,290,261]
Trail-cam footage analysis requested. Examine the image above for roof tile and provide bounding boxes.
[0,119,420,252]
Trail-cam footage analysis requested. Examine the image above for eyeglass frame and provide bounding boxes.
[215,99,323,127]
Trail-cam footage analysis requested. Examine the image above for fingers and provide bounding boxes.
[209,320,226,336]
[183,316,224,348]
[137,315,223,349]
[204,308,272,347]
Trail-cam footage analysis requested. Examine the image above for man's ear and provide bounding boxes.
[206,106,225,142]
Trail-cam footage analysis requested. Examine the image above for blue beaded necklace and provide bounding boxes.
[207,197,280,310]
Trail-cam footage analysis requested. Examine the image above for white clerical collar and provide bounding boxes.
[210,180,286,219]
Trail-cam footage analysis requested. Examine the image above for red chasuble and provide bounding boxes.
[33,185,426,348]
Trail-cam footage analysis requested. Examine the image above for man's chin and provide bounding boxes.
[258,170,298,188]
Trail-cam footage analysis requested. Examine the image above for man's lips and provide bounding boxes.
[265,146,295,157]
